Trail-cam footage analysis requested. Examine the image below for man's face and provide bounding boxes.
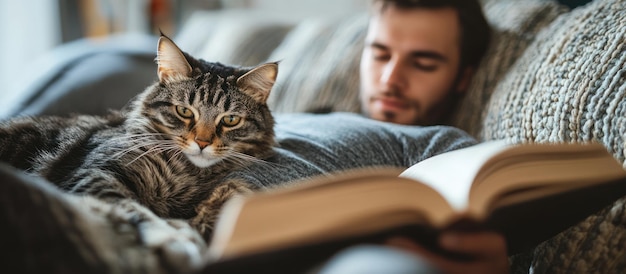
[359,6,468,125]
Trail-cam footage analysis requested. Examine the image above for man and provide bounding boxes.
[359,0,490,126]
[322,0,509,273]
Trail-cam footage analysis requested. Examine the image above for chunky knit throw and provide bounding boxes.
[477,0,626,273]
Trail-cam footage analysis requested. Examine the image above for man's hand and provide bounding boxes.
[385,231,509,274]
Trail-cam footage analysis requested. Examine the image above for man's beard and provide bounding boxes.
[373,87,461,126]
[382,110,397,121]
[375,88,419,124]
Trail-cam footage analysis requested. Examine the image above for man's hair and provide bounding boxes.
[372,0,492,70]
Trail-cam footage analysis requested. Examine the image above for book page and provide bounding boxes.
[399,140,510,210]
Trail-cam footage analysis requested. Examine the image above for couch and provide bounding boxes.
[3,0,625,272]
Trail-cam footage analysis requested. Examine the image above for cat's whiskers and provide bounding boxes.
[109,134,167,147]
[166,149,185,165]
[111,139,163,159]
[110,132,178,159]
[111,136,175,157]
[222,150,282,170]
[125,141,181,166]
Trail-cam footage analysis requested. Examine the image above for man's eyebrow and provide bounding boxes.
[368,42,447,62]
[369,42,389,51]
[410,51,447,62]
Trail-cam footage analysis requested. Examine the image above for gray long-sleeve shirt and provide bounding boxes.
[225,112,478,188]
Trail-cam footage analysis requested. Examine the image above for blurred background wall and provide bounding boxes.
[0,0,368,102]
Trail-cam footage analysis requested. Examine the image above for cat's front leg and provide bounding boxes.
[69,174,208,271]
[190,179,254,242]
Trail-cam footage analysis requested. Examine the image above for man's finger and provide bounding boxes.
[439,231,507,256]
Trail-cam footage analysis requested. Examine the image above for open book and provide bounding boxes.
[203,140,626,272]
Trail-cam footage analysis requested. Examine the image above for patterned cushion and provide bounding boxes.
[477,0,626,272]
[266,14,367,114]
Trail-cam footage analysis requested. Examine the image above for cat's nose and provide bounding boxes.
[195,138,211,150]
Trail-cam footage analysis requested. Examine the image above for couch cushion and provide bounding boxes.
[175,10,295,67]
[479,0,626,272]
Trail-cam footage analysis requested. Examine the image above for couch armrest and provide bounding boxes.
[2,34,158,119]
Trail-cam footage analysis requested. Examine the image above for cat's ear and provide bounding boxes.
[236,62,278,103]
[156,35,192,84]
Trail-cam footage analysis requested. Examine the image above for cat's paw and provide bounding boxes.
[190,179,253,242]
[108,200,207,272]
[141,218,207,270]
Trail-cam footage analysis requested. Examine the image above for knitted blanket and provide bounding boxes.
[477,0,626,273]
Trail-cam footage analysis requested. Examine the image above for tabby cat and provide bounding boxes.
[0,35,278,241]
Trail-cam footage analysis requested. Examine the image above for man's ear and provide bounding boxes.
[156,35,192,84]
[236,62,279,103]
[455,67,474,94]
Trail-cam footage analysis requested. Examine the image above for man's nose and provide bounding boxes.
[380,59,406,90]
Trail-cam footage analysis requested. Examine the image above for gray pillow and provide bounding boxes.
[448,0,568,137]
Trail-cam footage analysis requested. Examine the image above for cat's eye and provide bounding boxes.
[221,115,242,127]
[175,106,194,118]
